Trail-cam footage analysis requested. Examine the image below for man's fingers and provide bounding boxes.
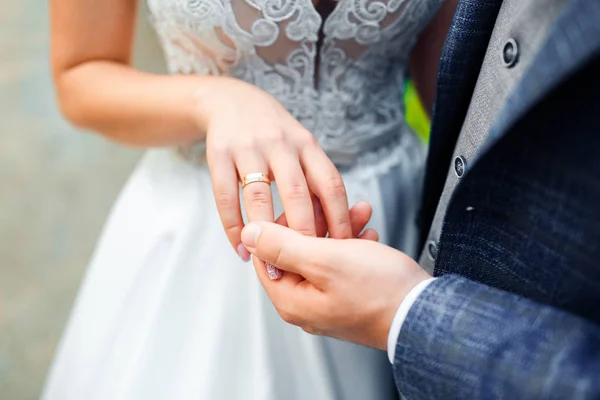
[250,255,316,328]
[241,222,323,279]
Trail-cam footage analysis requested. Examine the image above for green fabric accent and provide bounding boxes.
[404,80,431,144]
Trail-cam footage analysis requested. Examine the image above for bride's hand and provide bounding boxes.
[196,77,352,260]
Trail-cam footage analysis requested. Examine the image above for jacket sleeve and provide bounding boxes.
[392,274,600,399]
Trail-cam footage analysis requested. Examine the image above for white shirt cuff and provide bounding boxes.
[387,277,437,363]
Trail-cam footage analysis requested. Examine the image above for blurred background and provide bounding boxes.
[0,2,165,398]
[0,2,430,398]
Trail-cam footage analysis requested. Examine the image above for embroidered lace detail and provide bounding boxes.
[148,0,441,170]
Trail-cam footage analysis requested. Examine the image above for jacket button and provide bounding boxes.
[427,240,438,261]
[454,156,466,178]
[502,38,519,68]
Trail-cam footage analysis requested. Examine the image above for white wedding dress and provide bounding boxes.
[43,0,442,398]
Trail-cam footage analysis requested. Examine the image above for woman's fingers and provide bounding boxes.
[312,196,328,238]
[300,142,352,239]
[207,151,248,260]
[236,153,279,274]
[276,200,374,239]
[237,152,281,276]
[349,201,373,237]
[269,148,316,237]
[359,228,379,242]
[349,201,379,241]
[275,196,327,237]
[209,119,351,264]
[236,155,275,225]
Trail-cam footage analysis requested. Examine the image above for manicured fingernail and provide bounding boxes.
[236,243,251,262]
[241,223,262,248]
[266,263,283,280]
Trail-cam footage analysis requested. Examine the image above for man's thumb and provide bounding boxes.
[241,222,265,249]
[241,222,314,276]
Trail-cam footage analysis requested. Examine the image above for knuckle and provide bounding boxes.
[211,143,230,157]
[237,142,257,154]
[285,182,309,201]
[216,192,237,209]
[292,127,316,146]
[333,218,352,235]
[232,137,259,153]
[261,130,286,148]
[248,190,271,208]
[223,222,241,238]
[324,176,347,198]
[302,132,319,148]
[271,130,287,143]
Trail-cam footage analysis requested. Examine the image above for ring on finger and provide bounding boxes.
[242,172,271,189]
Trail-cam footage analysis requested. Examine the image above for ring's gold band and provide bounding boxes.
[242,172,271,189]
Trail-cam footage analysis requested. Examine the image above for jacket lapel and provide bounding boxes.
[420,0,503,245]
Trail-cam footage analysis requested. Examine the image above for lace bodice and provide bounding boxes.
[148,0,442,167]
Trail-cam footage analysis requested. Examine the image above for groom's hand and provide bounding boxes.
[241,221,432,350]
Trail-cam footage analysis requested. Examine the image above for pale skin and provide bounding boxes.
[241,220,431,350]
[238,0,460,351]
[50,0,457,258]
[50,0,355,266]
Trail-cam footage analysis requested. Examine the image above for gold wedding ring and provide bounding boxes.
[242,172,271,189]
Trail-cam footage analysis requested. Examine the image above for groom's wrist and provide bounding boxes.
[386,277,437,363]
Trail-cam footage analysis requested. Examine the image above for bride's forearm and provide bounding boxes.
[55,60,222,147]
